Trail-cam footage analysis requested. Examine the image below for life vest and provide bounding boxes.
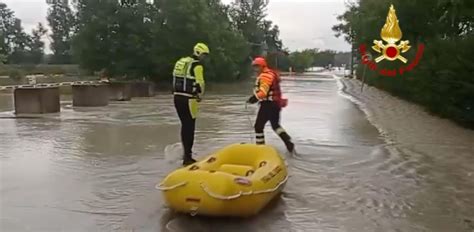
[255,69,288,108]
[172,56,201,97]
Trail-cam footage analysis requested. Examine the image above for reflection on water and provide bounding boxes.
[0,93,12,112]
[1,76,473,232]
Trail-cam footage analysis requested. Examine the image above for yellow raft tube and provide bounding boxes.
[156,143,288,217]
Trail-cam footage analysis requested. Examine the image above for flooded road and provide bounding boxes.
[1,74,473,232]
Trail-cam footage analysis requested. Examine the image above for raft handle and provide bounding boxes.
[190,206,199,216]
[199,174,289,200]
[246,170,254,176]
[189,165,199,171]
[155,181,188,191]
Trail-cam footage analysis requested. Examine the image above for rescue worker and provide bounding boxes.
[246,57,295,153]
[172,43,210,166]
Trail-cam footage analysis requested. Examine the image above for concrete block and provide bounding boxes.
[72,84,109,107]
[108,82,132,101]
[14,87,60,114]
[131,81,155,97]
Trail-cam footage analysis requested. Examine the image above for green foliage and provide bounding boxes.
[286,49,350,72]
[8,68,24,81]
[266,50,290,71]
[71,0,281,82]
[334,52,351,67]
[1,2,16,59]
[72,0,122,76]
[334,0,474,128]
[229,0,286,74]
[312,50,336,67]
[148,0,251,82]
[0,53,6,63]
[29,23,48,64]
[289,50,314,72]
[1,3,48,64]
[229,0,268,57]
[3,0,284,83]
[0,64,83,76]
[46,0,76,64]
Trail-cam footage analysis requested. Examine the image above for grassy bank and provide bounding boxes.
[0,64,84,76]
[0,75,99,86]
[0,64,99,86]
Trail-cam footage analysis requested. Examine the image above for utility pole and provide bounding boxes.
[351,42,354,78]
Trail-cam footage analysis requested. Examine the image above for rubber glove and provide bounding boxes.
[247,95,258,104]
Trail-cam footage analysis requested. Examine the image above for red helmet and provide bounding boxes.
[252,57,267,67]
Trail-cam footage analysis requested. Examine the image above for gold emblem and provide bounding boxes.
[372,4,410,63]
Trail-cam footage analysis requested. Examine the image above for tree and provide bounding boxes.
[28,23,48,64]
[1,3,48,64]
[72,0,252,82]
[149,0,250,81]
[289,49,314,72]
[333,0,474,128]
[263,20,282,52]
[73,0,121,75]
[0,3,30,64]
[334,52,351,67]
[332,1,360,76]
[8,19,31,64]
[0,2,15,60]
[204,0,251,81]
[229,0,269,57]
[47,0,76,64]
[312,50,336,67]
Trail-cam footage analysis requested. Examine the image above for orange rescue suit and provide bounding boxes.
[254,67,287,108]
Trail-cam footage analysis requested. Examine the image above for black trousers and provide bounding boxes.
[174,95,195,159]
[254,101,293,149]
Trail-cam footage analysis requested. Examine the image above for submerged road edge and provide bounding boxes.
[333,74,395,145]
[333,74,474,148]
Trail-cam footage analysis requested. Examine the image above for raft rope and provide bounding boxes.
[155,181,187,191]
[199,174,288,200]
[156,174,288,200]
[244,102,254,143]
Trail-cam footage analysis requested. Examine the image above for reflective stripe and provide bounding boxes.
[174,74,196,80]
[173,92,194,97]
[174,76,198,94]
[256,138,265,143]
[275,127,286,135]
[256,133,264,137]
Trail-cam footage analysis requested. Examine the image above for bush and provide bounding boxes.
[0,64,82,76]
[8,69,25,82]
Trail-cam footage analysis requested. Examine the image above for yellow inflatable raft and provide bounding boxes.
[156,143,288,217]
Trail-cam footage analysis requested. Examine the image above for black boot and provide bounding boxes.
[183,154,196,166]
[280,132,295,153]
[285,140,295,153]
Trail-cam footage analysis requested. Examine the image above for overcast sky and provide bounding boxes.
[2,0,351,53]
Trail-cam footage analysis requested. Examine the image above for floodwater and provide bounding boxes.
[1,74,473,232]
